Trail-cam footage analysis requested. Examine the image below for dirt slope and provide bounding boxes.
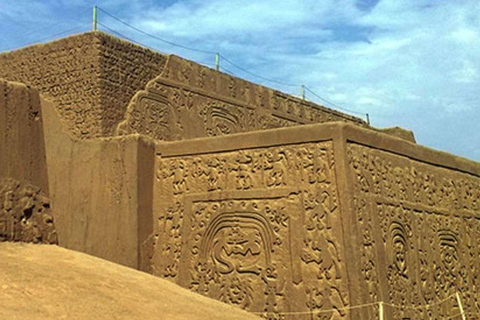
[0,242,260,320]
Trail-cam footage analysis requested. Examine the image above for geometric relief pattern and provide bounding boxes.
[348,143,480,320]
[117,55,365,141]
[153,141,350,319]
[0,178,58,244]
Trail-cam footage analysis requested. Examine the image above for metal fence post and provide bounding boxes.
[456,292,466,320]
[93,6,98,31]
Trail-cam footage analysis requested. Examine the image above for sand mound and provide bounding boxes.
[0,242,260,320]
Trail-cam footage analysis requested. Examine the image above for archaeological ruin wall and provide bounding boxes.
[0,32,167,138]
[0,32,367,141]
[117,55,366,141]
[0,79,57,244]
[149,123,480,319]
[1,32,479,320]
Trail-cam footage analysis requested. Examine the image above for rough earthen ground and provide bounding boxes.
[0,242,261,320]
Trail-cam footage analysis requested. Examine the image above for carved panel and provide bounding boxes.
[187,199,291,313]
[0,178,58,244]
[347,143,480,319]
[153,141,350,319]
[117,55,366,141]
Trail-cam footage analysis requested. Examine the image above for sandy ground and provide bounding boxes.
[0,242,261,320]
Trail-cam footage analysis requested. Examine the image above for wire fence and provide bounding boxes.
[3,5,371,123]
[251,292,477,319]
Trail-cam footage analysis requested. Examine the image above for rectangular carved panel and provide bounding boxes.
[117,55,366,141]
[347,143,480,319]
[152,141,351,319]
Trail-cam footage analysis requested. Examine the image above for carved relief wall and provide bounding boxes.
[0,32,167,138]
[0,178,57,244]
[117,55,366,141]
[347,143,480,319]
[152,141,351,319]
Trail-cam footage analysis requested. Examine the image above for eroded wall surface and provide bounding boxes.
[117,55,366,141]
[151,134,350,319]
[41,98,155,269]
[1,32,367,142]
[147,123,480,319]
[0,32,167,138]
[0,80,48,191]
[347,143,480,319]
[0,79,57,244]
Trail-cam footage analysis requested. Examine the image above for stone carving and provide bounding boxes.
[348,143,480,319]
[117,55,366,141]
[189,201,283,312]
[117,93,176,141]
[156,201,184,278]
[153,141,350,318]
[0,178,57,244]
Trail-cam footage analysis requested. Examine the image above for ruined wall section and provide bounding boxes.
[0,178,57,244]
[97,33,167,136]
[0,34,103,137]
[151,139,351,319]
[0,32,168,138]
[0,80,49,191]
[117,55,367,141]
[0,80,57,244]
[347,143,480,319]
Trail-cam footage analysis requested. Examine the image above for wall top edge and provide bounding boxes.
[155,122,480,177]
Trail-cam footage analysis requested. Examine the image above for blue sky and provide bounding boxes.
[0,0,479,161]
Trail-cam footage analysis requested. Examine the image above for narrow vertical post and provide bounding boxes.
[301,85,305,100]
[366,113,370,125]
[378,302,384,320]
[456,292,466,320]
[93,5,98,31]
[215,53,220,71]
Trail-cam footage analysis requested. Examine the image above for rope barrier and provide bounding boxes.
[96,22,164,53]
[94,6,369,121]
[383,292,458,310]
[6,24,89,51]
[251,301,378,316]
[248,292,476,318]
[97,7,215,55]
[219,54,299,88]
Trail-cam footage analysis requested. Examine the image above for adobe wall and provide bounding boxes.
[117,55,367,141]
[40,97,155,269]
[0,79,57,244]
[0,32,368,142]
[344,128,480,319]
[0,32,168,138]
[0,79,48,190]
[149,123,480,319]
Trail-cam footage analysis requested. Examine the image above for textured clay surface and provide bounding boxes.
[0,32,167,138]
[0,242,261,320]
[41,97,154,269]
[0,79,49,191]
[150,123,480,319]
[118,55,367,141]
[0,179,57,244]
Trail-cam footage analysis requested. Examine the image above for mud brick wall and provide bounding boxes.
[0,32,168,138]
[150,124,351,319]
[0,79,49,191]
[0,79,57,244]
[347,143,480,319]
[147,123,480,319]
[97,33,168,136]
[40,94,156,269]
[118,55,367,141]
